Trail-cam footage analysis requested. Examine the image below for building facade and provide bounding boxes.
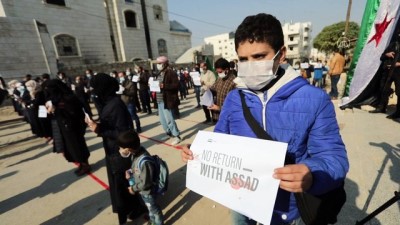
[204,32,236,61]
[282,21,312,62]
[203,21,313,64]
[0,0,191,80]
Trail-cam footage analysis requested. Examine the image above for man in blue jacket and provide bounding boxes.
[181,13,349,225]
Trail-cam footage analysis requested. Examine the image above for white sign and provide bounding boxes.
[38,105,47,118]
[190,71,201,86]
[131,75,139,82]
[187,131,287,225]
[200,89,213,106]
[300,63,309,69]
[149,78,161,93]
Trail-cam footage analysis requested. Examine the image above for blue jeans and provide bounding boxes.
[157,101,180,137]
[127,102,141,130]
[231,211,300,225]
[141,194,163,225]
[330,75,340,98]
[194,85,201,106]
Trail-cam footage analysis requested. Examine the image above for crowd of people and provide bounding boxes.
[1,11,399,225]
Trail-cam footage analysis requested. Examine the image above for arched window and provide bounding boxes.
[124,10,137,28]
[45,0,66,6]
[153,5,163,20]
[54,34,79,56]
[158,39,167,55]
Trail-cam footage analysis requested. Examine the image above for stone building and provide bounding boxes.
[0,0,191,80]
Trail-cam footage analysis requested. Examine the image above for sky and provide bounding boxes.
[167,0,367,47]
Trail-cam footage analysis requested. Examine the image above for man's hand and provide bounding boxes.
[128,187,135,195]
[273,164,313,193]
[181,144,193,163]
[385,52,395,58]
[86,119,98,133]
[207,104,220,111]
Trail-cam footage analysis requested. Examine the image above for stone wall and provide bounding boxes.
[60,60,153,78]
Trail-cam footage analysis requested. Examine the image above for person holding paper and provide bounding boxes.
[44,79,91,176]
[118,71,142,133]
[181,13,349,225]
[200,62,216,124]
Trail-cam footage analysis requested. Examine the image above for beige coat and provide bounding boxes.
[329,53,345,76]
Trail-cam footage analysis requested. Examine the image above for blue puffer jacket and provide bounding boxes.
[214,67,349,224]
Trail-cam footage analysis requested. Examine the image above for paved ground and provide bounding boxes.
[0,84,399,225]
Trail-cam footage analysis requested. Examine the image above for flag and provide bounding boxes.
[340,0,400,108]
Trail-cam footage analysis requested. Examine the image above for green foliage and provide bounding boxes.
[313,21,360,53]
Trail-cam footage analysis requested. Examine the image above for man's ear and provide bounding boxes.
[278,46,287,63]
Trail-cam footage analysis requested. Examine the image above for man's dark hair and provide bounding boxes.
[214,58,230,70]
[117,129,140,150]
[42,73,50,80]
[235,13,284,53]
[229,61,236,69]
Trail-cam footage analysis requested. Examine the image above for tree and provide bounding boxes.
[313,21,360,53]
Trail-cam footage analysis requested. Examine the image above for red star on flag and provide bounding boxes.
[368,13,394,47]
[368,13,393,47]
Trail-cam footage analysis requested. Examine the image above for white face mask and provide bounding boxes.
[126,71,131,75]
[218,72,226,78]
[119,77,125,83]
[238,50,280,90]
[200,68,204,74]
[157,64,163,71]
[119,149,131,158]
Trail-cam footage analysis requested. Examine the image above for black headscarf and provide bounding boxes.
[44,79,73,104]
[90,73,119,104]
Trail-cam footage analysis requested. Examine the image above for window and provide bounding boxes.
[158,39,167,55]
[54,34,79,56]
[289,47,293,51]
[153,5,163,20]
[45,0,66,6]
[124,10,137,28]
[289,36,294,41]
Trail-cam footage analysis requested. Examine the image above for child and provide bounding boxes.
[181,13,348,225]
[117,130,164,225]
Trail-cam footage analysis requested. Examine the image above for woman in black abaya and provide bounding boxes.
[86,73,147,225]
[44,79,91,176]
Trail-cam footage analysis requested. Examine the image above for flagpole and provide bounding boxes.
[344,0,353,36]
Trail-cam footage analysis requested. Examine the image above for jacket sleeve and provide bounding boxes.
[301,94,349,195]
[163,70,179,91]
[122,82,136,97]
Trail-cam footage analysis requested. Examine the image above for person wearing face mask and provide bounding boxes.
[74,75,93,119]
[137,66,152,115]
[154,56,182,146]
[208,58,236,122]
[118,71,142,133]
[117,130,164,225]
[199,62,216,124]
[181,13,348,225]
[86,73,148,225]
[56,71,72,89]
